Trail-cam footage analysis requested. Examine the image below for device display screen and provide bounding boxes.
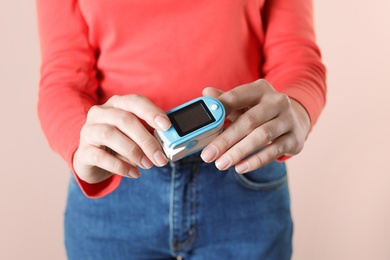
[168,100,216,137]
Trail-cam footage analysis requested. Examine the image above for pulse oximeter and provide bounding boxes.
[154,97,225,162]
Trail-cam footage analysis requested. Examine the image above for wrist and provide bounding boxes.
[290,98,311,138]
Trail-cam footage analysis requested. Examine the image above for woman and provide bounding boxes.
[36,0,326,259]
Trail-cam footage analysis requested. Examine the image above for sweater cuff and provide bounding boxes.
[72,173,122,199]
[276,155,291,162]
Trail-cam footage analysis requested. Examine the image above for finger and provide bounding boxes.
[202,87,243,122]
[234,133,298,174]
[202,87,224,98]
[83,123,149,168]
[87,106,168,167]
[217,79,274,116]
[105,145,154,170]
[226,109,245,122]
[115,152,153,170]
[214,118,291,171]
[83,145,141,179]
[103,94,171,131]
[201,102,280,163]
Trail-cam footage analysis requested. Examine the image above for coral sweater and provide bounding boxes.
[36,0,326,198]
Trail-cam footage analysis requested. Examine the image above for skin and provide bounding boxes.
[73,94,172,184]
[200,79,311,173]
[73,79,310,184]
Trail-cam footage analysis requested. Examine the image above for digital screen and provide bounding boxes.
[168,100,215,137]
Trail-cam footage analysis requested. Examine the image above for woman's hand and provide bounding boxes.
[201,79,311,173]
[73,95,171,184]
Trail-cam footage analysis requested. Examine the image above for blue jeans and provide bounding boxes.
[65,153,292,259]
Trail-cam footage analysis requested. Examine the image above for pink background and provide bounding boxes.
[1,1,389,259]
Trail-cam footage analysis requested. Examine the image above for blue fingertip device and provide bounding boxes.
[154,97,225,162]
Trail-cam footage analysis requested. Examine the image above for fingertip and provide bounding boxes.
[202,87,224,98]
[154,115,171,131]
[202,87,212,96]
[235,162,249,174]
[153,150,169,167]
[128,168,140,178]
[215,154,232,171]
[140,156,154,169]
[201,145,218,162]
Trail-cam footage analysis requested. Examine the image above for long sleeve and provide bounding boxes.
[36,0,326,198]
[36,0,121,198]
[262,0,327,126]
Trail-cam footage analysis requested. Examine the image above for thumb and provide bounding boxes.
[202,87,225,98]
[202,87,240,121]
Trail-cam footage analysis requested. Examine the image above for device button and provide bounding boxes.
[211,104,218,110]
[186,140,198,149]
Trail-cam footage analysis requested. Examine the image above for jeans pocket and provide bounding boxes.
[230,161,287,191]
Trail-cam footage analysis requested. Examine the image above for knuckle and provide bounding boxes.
[216,135,230,151]
[277,93,291,107]
[111,158,127,175]
[127,94,144,103]
[242,113,258,131]
[90,148,106,165]
[229,144,247,164]
[125,143,141,159]
[108,94,120,104]
[110,95,122,108]
[257,79,274,92]
[122,94,150,111]
[140,136,158,150]
[87,105,101,119]
[98,125,116,141]
[109,94,120,101]
[235,145,247,161]
[258,79,270,89]
[273,142,286,157]
[256,126,274,143]
[258,78,269,85]
[117,113,134,128]
[253,153,265,168]
[223,90,240,107]
[129,93,143,99]
[81,124,100,143]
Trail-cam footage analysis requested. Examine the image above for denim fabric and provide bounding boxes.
[65,153,292,260]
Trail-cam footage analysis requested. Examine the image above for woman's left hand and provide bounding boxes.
[201,79,311,173]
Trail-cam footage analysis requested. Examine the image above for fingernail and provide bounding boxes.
[141,156,153,169]
[236,162,249,174]
[201,146,218,162]
[128,169,140,178]
[154,150,168,166]
[215,155,231,170]
[154,115,171,131]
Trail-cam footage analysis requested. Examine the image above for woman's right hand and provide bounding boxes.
[73,95,171,184]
